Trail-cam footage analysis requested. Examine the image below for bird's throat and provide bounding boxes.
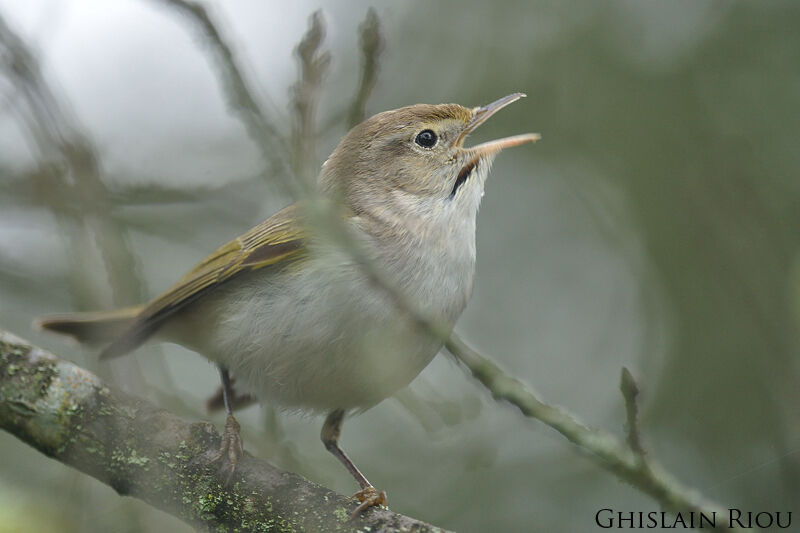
[450,157,479,198]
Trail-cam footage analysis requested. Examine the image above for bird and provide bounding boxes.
[36,93,539,515]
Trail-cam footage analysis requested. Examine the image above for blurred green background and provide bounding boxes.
[1,1,799,531]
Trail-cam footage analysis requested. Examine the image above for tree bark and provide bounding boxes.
[0,330,449,533]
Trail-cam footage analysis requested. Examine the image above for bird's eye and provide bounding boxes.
[415,129,438,148]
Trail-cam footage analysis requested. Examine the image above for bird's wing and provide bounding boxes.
[100,202,307,359]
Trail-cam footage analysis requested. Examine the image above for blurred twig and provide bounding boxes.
[0,330,449,533]
[0,15,140,307]
[290,11,330,185]
[152,0,301,194]
[154,0,279,144]
[348,8,383,129]
[0,11,163,398]
[319,8,384,134]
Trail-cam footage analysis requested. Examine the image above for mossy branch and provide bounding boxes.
[0,330,450,533]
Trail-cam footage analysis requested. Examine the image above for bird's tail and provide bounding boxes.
[34,306,143,346]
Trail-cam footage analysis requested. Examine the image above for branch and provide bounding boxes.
[0,329,450,533]
[444,333,737,532]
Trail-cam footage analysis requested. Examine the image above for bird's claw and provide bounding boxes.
[199,413,243,485]
[349,486,388,518]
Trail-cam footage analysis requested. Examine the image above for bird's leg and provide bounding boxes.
[204,366,244,484]
[205,375,257,413]
[321,409,387,517]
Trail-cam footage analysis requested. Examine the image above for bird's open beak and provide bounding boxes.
[467,132,541,157]
[457,93,540,156]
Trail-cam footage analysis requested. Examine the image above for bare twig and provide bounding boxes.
[444,333,738,532]
[0,330,450,533]
[620,366,645,457]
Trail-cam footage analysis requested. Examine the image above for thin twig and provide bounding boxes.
[445,333,738,532]
[620,366,645,457]
[348,8,383,128]
[290,10,330,185]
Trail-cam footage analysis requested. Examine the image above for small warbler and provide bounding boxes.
[37,93,539,514]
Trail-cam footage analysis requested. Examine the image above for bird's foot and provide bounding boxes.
[200,413,243,485]
[350,485,388,518]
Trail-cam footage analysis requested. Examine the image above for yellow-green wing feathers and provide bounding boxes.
[99,203,307,359]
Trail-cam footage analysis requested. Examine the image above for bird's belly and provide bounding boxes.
[169,258,452,412]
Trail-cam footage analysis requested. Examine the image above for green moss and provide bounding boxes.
[111,448,151,469]
[0,340,57,402]
[56,395,80,420]
[159,451,177,469]
[198,491,223,513]
[117,404,139,419]
[333,507,350,522]
[127,450,150,467]
[0,339,28,366]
